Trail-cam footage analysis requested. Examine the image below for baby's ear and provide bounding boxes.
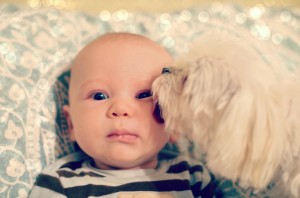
[62,105,76,142]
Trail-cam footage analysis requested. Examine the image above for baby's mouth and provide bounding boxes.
[107,131,138,142]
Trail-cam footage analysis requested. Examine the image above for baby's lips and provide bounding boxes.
[153,99,164,124]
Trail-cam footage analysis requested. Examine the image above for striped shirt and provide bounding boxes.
[29,151,215,198]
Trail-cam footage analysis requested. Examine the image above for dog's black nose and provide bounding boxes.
[162,67,170,74]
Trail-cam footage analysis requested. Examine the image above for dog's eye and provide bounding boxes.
[162,67,171,74]
[91,92,109,100]
[136,91,152,99]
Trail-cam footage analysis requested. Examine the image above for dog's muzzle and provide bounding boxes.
[153,101,164,124]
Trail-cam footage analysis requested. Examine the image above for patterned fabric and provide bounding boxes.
[0,3,299,197]
[29,151,214,198]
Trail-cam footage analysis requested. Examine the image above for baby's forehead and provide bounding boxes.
[75,35,159,61]
[74,34,171,64]
[69,33,173,85]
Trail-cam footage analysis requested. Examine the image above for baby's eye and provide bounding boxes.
[91,92,109,100]
[136,91,152,99]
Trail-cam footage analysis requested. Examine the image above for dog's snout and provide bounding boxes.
[162,67,171,74]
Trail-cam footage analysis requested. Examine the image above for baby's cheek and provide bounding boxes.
[153,103,164,124]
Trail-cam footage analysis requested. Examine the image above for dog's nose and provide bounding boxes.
[162,67,170,74]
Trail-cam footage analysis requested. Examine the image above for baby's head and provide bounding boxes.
[63,32,173,170]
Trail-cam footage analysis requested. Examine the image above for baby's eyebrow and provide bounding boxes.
[135,76,158,86]
[79,79,107,91]
[133,81,153,90]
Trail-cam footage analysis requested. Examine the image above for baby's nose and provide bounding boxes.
[111,112,128,117]
[108,100,133,118]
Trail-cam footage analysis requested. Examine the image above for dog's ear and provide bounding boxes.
[183,57,240,119]
[183,55,286,189]
[207,87,287,189]
[181,56,240,153]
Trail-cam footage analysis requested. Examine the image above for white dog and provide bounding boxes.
[152,31,300,197]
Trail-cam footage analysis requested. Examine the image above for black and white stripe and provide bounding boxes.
[30,151,215,198]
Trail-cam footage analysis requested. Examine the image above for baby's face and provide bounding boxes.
[64,34,173,170]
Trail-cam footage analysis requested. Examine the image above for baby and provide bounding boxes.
[29,32,215,198]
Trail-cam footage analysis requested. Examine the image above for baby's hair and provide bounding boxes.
[94,32,162,50]
[97,32,151,42]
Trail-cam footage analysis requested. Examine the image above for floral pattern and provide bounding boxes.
[0,3,299,198]
[4,120,23,140]
[8,84,25,103]
[6,159,25,178]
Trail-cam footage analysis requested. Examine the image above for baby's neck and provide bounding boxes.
[92,158,159,170]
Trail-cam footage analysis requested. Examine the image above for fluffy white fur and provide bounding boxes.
[152,31,300,197]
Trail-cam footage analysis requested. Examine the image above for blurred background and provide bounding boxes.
[0,0,299,14]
